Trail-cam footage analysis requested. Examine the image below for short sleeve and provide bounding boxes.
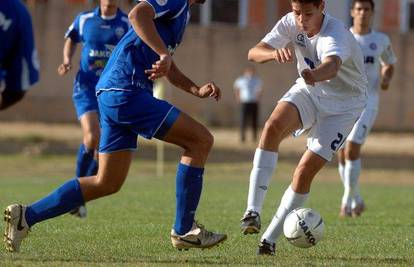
[261,14,291,49]
[138,0,187,19]
[64,15,81,42]
[233,77,242,90]
[380,35,397,65]
[319,28,351,63]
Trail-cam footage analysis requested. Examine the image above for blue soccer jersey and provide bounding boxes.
[0,0,39,91]
[65,7,130,88]
[96,0,189,93]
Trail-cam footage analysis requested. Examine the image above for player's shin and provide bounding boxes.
[246,148,278,214]
[24,178,85,227]
[174,163,204,235]
[261,186,308,244]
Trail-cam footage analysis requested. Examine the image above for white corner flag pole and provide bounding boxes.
[153,80,165,177]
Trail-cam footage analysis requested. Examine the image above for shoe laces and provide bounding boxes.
[194,221,214,238]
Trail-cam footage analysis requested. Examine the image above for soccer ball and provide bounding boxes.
[283,207,324,248]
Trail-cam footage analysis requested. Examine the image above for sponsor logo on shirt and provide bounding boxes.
[296,34,306,47]
[89,49,112,58]
[115,27,125,39]
[0,12,12,31]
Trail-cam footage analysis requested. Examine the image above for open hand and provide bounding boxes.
[145,54,172,80]
[273,48,293,63]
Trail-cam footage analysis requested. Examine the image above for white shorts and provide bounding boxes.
[279,83,365,161]
[346,107,378,145]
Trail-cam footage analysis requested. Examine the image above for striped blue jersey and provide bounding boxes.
[96,0,189,93]
[65,7,129,87]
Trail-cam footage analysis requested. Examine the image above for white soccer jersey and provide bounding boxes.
[262,13,368,98]
[351,29,397,108]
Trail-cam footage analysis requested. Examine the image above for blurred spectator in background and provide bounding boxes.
[233,65,263,143]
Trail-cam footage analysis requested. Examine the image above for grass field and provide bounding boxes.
[0,125,413,266]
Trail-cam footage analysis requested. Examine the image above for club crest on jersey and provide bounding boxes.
[369,42,377,50]
[115,27,125,39]
[296,34,306,47]
[156,0,168,6]
[0,12,12,31]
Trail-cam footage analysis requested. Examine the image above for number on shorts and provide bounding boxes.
[331,132,344,151]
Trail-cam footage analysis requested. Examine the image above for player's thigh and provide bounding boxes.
[308,111,360,162]
[162,112,213,150]
[266,101,302,135]
[346,108,378,145]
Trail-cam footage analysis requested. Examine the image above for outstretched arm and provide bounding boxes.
[248,42,293,64]
[167,62,221,101]
[57,38,77,76]
[129,2,172,80]
[301,55,342,86]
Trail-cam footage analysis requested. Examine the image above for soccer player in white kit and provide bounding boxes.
[337,0,396,218]
[239,0,368,255]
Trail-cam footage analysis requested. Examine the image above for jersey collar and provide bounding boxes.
[94,6,121,20]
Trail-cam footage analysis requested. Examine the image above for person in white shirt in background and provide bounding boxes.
[233,65,263,143]
[239,0,368,255]
[337,0,396,218]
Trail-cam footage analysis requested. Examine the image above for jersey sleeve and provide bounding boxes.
[261,14,291,49]
[64,15,81,43]
[319,27,351,63]
[379,35,397,65]
[233,77,241,90]
[138,0,187,19]
[5,5,39,91]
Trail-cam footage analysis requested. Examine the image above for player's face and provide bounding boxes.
[291,1,325,36]
[100,0,118,15]
[351,2,373,26]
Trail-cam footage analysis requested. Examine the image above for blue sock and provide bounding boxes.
[25,178,85,227]
[76,144,98,177]
[174,163,204,235]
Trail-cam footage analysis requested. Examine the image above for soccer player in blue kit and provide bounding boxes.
[4,0,227,252]
[0,0,39,110]
[57,0,129,218]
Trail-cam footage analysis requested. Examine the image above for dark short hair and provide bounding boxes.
[351,0,375,10]
[291,0,323,7]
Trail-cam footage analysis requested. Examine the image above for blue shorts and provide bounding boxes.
[98,90,180,153]
[72,81,99,119]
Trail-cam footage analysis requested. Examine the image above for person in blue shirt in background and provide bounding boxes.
[0,0,39,110]
[57,0,129,218]
[4,0,227,252]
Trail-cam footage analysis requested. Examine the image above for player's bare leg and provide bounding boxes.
[71,111,100,218]
[241,102,301,235]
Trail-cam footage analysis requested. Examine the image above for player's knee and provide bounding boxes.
[345,146,360,161]
[83,131,100,150]
[195,131,214,154]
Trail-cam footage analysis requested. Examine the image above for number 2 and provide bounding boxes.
[331,133,344,151]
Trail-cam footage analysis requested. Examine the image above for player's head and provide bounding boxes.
[290,0,325,35]
[100,0,118,16]
[351,0,374,27]
[244,65,255,77]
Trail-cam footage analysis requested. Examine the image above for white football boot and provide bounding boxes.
[171,221,227,250]
[4,204,30,252]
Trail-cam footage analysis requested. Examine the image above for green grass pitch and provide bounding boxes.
[0,154,413,266]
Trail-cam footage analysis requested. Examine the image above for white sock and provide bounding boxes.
[341,159,361,207]
[338,163,345,184]
[246,148,278,214]
[261,186,308,244]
